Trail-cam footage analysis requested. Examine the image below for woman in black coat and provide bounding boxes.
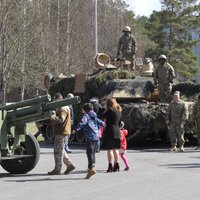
[101,98,122,172]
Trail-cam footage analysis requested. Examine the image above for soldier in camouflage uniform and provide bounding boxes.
[154,55,175,102]
[117,26,137,68]
[166,91,188,152]
[48,93,75,175]
[193,94,200,149]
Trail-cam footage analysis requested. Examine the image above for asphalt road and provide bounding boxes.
[1,143,200,200]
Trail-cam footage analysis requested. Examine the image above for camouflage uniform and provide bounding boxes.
[48,106,75,175]
[54,134,74,171]
[117,34,137,62]
[166,99,188,149]
[154,62,175,102]
[193,101,200,147]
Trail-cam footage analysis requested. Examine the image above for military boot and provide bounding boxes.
[180,145,185,152]
[86,168,96,179]
[64,164,75,174]
[48,169,61,175]
[169,145,177,152]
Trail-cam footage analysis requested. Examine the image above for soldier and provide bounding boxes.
[48,93,75,175]
[117,26,137,68]
[154,54,175,102]
[166,91,188,152]
[193,94,200,150]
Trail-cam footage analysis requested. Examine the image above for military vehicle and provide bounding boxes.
[43,53,198,146]
[0,95,80,174]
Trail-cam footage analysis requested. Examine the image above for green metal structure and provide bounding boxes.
[0,95,80,174]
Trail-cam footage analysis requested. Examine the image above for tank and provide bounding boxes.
[44,53,198,146]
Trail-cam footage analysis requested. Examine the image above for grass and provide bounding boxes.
[26,122,45,142]
[26,122,38,134]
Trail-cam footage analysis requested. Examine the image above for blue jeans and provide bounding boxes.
[86,140,98,169]
[96,138,100,152]
[64,135,70,151]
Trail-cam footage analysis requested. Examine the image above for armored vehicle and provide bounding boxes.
[44,53,198,145]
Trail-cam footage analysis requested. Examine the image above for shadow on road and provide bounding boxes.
[0,169,106,181]
[5,177,85,182]
[128,148,200,153]
[160,162,200,169]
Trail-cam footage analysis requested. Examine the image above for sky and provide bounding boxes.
[125,0,200,17]
[125,0,161,17]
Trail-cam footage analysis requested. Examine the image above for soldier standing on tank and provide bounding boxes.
[193,94,200,150]
[117,26,137,69]
[154,54,175,102]
[166,91,188,152]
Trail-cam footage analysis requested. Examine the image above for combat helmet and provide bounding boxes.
[123,26,131,32]
[67,93,74,98]
[158,54,167,60]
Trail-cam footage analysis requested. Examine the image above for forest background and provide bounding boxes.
[0,0,200,103]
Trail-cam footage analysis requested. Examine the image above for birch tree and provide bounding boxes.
[0,1,22,103]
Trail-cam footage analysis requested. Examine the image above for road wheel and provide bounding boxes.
[1,134,40,174]
[76,130,85,143]
[69,133,75,142]
[45,124,55,143]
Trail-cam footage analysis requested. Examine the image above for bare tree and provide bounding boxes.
[0,0,143,102]
[0,1,23,103]
[19,0,27,101]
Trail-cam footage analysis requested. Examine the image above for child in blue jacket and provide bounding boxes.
[73,103,105,179]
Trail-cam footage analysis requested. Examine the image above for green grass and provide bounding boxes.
[26,122,38,134]
[26,122,45,142]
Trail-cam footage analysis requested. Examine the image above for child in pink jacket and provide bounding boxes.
[119,121,129,171]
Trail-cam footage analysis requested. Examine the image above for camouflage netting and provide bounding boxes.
[85,69,155,99]
[121,103,168,145]
[121,102,197,145]
[85,69,135,95]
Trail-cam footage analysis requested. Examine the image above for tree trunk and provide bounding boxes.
[56,0,60,70]
[0,74,6,104]
[38,1,47,71]
[0,1,8,104]
[65,0,71,69]
[20,1,27,101]
[46,0,51,71]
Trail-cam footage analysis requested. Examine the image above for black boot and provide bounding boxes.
[113,163,120,172]
[106,163,113,173]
